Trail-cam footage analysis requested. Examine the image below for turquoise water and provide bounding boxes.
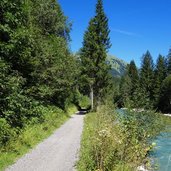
[150,131,171,171]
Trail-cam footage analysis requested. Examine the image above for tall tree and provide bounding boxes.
[167,48,171,75]
[127,60,140,107]
[80,0,111,110]
[119,74,132,107]
[159,75,171,112]
[0,0,34,78]
[128,60,139,91]
[153,55,167,108]
[140,51,154,108]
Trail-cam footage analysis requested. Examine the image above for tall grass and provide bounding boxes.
[77,105,166,171]
[0,104,77,171]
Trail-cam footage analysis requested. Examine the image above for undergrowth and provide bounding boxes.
[0,104,77,171]
[77,105,166,171]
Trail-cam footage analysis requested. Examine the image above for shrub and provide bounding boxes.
[78,106,166,171]
[0,118,12,145]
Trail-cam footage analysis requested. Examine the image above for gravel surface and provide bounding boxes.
[6,112,85,171]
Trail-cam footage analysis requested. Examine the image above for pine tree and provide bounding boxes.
[167,48,171,74]
[128,60,139,91]
[80,0,111,110]
[119,74,132,107]
[159,75,171,112]
[127,60,140,106]
[153,55,167,108]
[140,51,154,108]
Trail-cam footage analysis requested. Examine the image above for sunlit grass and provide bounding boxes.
[0,105,77,171]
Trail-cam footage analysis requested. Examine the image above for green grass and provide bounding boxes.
[77,105,134,171]
[0,105,77,171]
[77,106,169,171]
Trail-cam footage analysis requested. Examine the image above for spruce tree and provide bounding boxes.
[128,60,139,90]
[127,60,140,106]
[140,51,154,108]
[119,74,132,107]
[153,55,167,108]
[159,75,171,112]
[80,0,111,110]
[167,48,171,74]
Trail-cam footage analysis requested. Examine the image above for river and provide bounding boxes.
[150,130,171,171]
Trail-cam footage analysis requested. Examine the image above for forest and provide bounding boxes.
[117,50,171,113]
[0,0,171,170]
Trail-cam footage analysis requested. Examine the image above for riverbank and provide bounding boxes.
[78,106,169,171]
[78,106,163,170]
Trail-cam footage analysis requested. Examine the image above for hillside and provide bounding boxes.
[74,53,127,77]
[107,54,127,77]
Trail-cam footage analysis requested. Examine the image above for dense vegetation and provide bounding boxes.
[0,0,91,165]
[117,50,171,113]
[77,106,166,171]
[1,0,171,170]
[0,105,77,170]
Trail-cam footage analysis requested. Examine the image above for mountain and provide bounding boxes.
[74,53,127,77]
[107,54,127,77]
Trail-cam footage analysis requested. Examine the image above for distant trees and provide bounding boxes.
[153,55,167,108]
[118,49,171,112]
[80,0,112,110]
[139,51,154,107]
[159,75,171,112]
[167,48,171,74]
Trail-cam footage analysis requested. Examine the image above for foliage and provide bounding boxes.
[117,50,170,112]
[0,118,13,146]
[139,51,154,107]
[0,0,79,154]
[80,0,112,110]
[167,48,171,74]
[153,55,167,108]
[158,75,171,112]
[0,105,77,170]
[0,58,43,129]
[77,105,125,171]
[77,106,166,171]
[117,109,164,165]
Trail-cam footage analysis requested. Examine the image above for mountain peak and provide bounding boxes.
[107,54,127,77]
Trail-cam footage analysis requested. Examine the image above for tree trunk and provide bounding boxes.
[90,85,94,111]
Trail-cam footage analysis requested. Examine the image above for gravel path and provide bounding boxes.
[6,112,85,171]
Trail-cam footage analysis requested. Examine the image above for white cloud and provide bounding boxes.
[111,28,142,37]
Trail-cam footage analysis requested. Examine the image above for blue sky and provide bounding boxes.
[58,0,171,67]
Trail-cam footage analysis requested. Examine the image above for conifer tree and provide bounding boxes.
[80,0,111,110]
[128,60,139,90]
[119,74,132,107]
[159,75,171,112]
[127,60,140,106]
[140,51,154,108]
[153,55,167,107]
[167,48,171,74]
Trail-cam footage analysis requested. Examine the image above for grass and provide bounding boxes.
[77,105,134,171]
[0,104,77,171]
[77,105,169,171]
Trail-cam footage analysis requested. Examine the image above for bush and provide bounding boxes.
[77,106,166,171]
[72,90,90,110]
[77,105,133,171]
[0,118,13,145]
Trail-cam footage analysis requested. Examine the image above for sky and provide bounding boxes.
[58,0,171,67]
